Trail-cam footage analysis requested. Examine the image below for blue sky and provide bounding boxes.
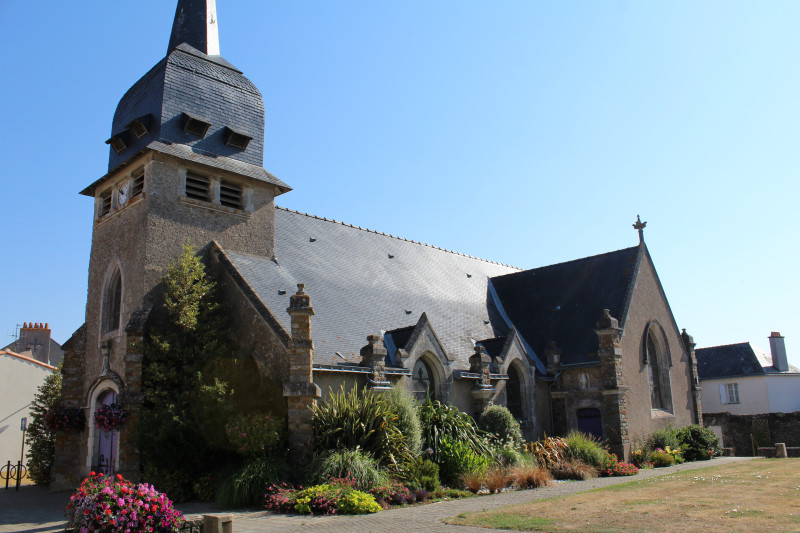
[1,1,798,367]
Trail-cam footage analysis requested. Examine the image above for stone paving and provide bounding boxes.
[0,456,753,533]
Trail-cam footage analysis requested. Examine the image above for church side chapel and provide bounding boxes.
[52,0,702,490]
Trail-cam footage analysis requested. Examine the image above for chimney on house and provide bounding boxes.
[769,332,789,372]
[18,322,52,364]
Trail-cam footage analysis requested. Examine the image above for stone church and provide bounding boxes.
[52,0,702,488]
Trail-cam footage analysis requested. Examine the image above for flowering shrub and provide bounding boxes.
[94,403,127,432]
[630,449,653,469]
[44,406,85,432]
[369,481,412,506]
[264,482,299,513]
[65,472,183,532]
[264,480,382,515]
[597,453,639,477]
[651,446,684,467]
[225,413,284,456]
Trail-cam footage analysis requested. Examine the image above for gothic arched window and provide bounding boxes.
[645,324,673,412]
[506,364,523,419]
[102,268,122,333]
[412,358,435,401]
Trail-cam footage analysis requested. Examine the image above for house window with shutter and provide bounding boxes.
[721,383,740,404]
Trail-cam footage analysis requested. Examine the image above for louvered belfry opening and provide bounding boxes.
[220,180,243,209]
[185,174,211,202]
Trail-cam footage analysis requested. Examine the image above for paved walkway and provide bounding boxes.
[0,457,753,533]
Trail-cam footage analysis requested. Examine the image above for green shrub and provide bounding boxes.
[400,455,440,492]
[337,489,384,515]
[647,425,680,452]
[418,400,490,463]
[384,387,422,454]
[308,449,389,491]
[25,370,62,485]
[438,437,490,487]
[492,442,525,467]
[564,431,607,468]
[650,449,676,468]
[478,404,523,444]
[677,424,721,461]
[217,455,288,508]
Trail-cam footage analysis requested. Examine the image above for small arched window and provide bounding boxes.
[102,268,122,333]
[645,324,673,412]
[506,365,523,419]
[412,358,435,401]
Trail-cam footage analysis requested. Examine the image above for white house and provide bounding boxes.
[696,332,800,416]
[0,349,56,466]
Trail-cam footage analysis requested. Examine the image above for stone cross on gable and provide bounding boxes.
[633,215,647,244]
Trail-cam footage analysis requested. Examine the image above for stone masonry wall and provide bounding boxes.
[620,249,696,451]
[704,411,800,456]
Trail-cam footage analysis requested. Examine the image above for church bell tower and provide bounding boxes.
[52,0,289,488]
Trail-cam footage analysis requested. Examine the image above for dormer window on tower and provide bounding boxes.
[126,114,153,140]
[106,132,128,155]
[224,127,253,150]
[182,113,211,138]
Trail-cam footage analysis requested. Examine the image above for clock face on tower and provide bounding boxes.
[118,182,129,205]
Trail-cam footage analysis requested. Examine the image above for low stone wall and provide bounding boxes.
[704,411,800,456]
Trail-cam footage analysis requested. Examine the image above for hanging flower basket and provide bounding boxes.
[94,403,127,432]
[44,406,86,432]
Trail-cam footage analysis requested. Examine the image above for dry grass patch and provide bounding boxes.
[448,458,800,532]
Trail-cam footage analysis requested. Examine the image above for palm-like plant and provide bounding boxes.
[312,385,410,467]
[418,399,490,462]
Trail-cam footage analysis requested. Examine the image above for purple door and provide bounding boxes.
[96,390,117,475]
[577,408,603,441]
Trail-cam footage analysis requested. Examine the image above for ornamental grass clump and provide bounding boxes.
[525,435,568,468]
[484,466,512,494]
[564,431,607,468]
[308,449,389,491]
[510,463,552,489]
[549,460,598,481]
[65,473,183,533]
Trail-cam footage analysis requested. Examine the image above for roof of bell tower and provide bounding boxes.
[88,0,287,195]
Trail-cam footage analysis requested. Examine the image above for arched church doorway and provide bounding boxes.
[576,407,603,441]
[95,389,118,475]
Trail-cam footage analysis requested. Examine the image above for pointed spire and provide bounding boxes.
[168,0,220,56]
[633,214,647,244]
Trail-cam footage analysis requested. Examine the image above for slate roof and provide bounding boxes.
[221,207,521,368]
[696,342,800,379]
[490,246,641,366]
